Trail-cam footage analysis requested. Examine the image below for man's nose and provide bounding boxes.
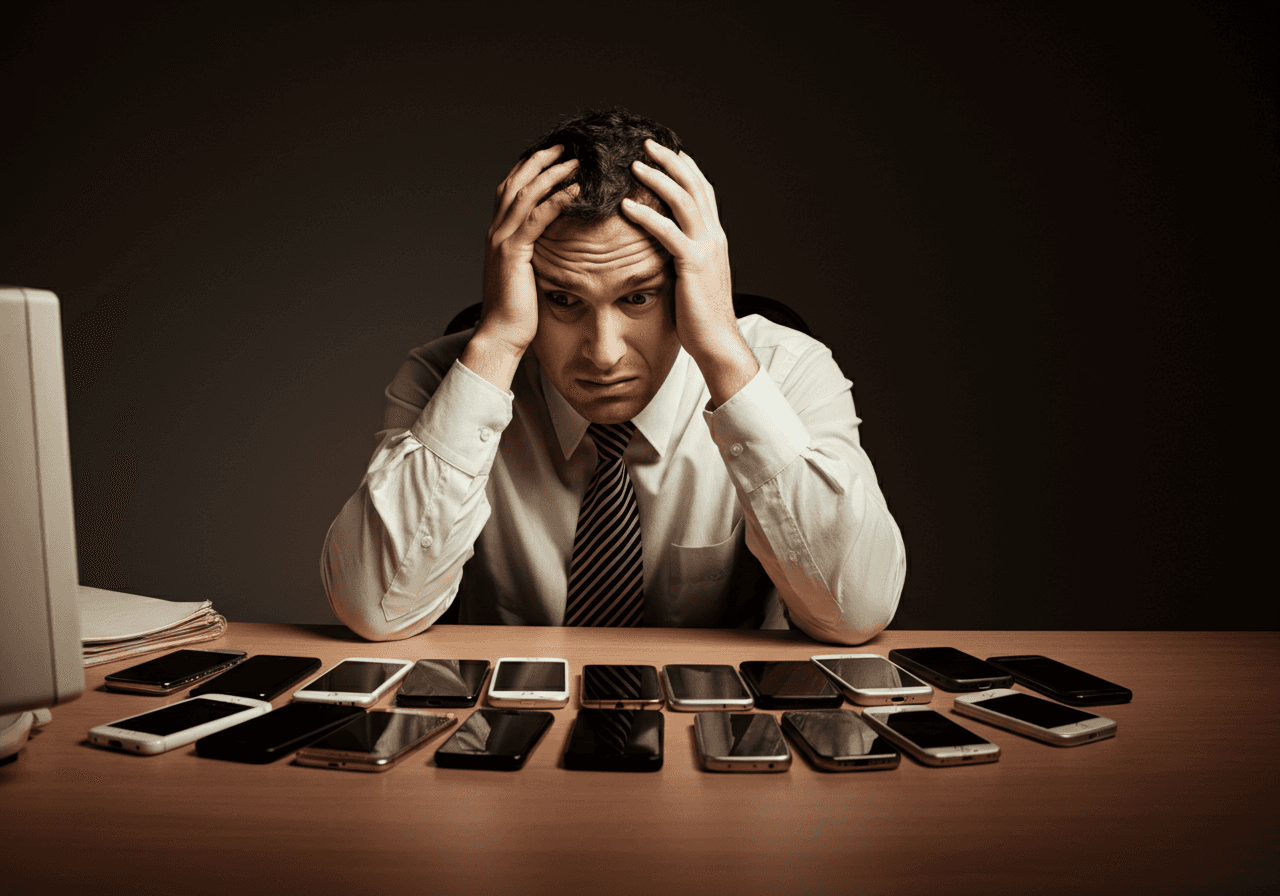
[581,308,628,369]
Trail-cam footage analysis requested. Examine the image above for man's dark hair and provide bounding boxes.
[519,107,684,223]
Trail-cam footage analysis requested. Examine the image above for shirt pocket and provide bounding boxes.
[667,518,744,626]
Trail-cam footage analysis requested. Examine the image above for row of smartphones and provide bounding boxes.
[86,647,1129,771]
[97,647,1134,709]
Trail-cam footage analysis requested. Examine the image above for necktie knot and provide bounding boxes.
[588,422,635,467]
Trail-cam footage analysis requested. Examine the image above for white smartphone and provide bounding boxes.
[292,657,414,706]
[861,705,1000,766]
[694,712,791,772]
[811,654,933,705]
[953,688,1118,746]
[660,664,754,712]
[487,657,571,708]
[293,709,458,771]
[88,694,271,755]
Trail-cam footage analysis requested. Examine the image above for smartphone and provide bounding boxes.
[887,647,1014,693]
[487,658,570,708]
[780,709,901,771]
[985,655,1133,706]
[189,654,322,701]
[293,709,459,771]
[103,649,247,695]
[811,654,933,705]
[195,701,366,764]
[694,712,791,772]
[861,705,1000,766]
[738,660,844,709]
[563,709,664,772]
[395,659,491,708]
[292,657,414,706]
[88,695,271,755]
[434,708,555,770]
[954,689,1118,746]
[580,665,664,710]
[660,664,753,712]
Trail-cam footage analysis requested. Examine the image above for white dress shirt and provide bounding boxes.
[321,315,905,644]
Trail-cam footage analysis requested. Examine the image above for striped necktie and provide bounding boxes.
[564,422,644,627]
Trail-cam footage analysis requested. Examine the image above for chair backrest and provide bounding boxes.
[444,293,811,337]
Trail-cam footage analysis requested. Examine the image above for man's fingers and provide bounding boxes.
[630,159,705,238]
[512,183,580,245]
[642,140,716,211]
[620,196,686,256]
[491,158,579,245]
[493,144,570,217]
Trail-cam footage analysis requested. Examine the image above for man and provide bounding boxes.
[322,108,904,644]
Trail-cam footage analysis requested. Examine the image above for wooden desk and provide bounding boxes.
[3,625,1277,895]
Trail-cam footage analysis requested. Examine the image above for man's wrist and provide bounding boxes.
[459,329,526,393]
[687,331,760,409]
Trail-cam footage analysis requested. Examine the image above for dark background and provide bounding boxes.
[3,1,1273,631]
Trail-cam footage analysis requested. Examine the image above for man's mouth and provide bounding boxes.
[577,377,638,392]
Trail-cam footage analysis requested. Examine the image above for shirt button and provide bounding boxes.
[479,427,492,442]
[730,443,744,457]
[421,535,434,549]
[787,551,797,563]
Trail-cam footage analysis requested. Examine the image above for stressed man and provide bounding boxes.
[322,109,905,644]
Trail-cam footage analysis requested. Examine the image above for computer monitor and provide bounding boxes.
[0,286,84,716]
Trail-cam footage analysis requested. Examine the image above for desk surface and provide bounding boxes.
[3,625,1277,895]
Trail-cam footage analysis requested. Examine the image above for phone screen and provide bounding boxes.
[305,660,406,694]
[894,648,998,680]
[108,650,241,685]
[816,657,926,690]
[399,660,490,700]
[197,702,365,760]
[493,661,565,692]
[305,711,454,759]
[696,713,787,757]
[972,693,1099,728]
[882,710,990,748]
[783,710,896,759]
[664,665,749,700]
[437,709,553,757]
[992,656,1122,693]
[191,655,321,699]
[740,661,840,699]
[582,665,662,702]
[567,709,664,758]
[112,697,251,735]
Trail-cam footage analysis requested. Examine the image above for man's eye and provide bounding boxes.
[547,293,573,307]
[625,293,655,306]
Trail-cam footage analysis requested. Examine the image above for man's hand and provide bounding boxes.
[462,145,579,391]
[622,140,759,408]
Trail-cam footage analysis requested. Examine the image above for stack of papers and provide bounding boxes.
[78,585,227,667]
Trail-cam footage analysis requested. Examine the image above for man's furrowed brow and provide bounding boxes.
[618,266,670,290]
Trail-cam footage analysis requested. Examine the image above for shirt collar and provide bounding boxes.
[541,349,690,461]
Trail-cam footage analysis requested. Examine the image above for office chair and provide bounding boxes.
[443,293,812,338]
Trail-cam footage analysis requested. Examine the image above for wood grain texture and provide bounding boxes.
[3,625,1277,895]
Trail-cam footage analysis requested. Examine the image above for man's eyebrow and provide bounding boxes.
[533,266,670,293]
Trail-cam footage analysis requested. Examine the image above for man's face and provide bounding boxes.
[530,214,681,425]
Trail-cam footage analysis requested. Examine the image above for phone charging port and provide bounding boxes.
[891,696,905,703]
[108,740,122,749]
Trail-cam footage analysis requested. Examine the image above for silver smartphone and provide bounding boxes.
[293,709,458,771]
[694,712,791,772]
[88,694,271,754]
[780,709,901,771]
[861,705,1000,766]
[953,688,1118,746]
[488,657,571,708]
[292,657,415,707]
[661,664,753,712]
[811,654,933,705]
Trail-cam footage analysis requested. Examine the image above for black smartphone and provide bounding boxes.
[395,659,491,708]
[189,654,322,701]
[985,654,1133,706]
[433,708,554,771]
[580,665,664,710]
[781,709,901,771]
[738,661,844,709]
[887,647,1014,692]
[104,649,247,695]
[194,702,365,763]
[563,709,664,772]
